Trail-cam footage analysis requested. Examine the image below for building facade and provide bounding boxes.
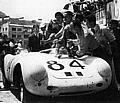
[0,17,40,48]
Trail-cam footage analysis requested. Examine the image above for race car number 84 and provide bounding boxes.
[47,60,85,70]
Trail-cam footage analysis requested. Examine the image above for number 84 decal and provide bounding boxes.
[47,60,85,70]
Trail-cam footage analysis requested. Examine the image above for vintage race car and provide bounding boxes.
[3,47,118,102]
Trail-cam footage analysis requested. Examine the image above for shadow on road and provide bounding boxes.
[10,87,120,103]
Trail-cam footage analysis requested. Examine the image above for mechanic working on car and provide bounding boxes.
[109,20,120,85]
[85,12,120,87]
[85,13,116,63]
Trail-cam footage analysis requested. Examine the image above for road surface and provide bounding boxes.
[0,69,120,103]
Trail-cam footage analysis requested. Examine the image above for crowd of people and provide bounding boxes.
[27,10,117,58]
[27,10,120,88]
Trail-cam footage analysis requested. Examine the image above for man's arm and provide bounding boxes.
[103,28,116,43]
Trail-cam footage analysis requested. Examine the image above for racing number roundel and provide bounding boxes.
[47,61,64,70]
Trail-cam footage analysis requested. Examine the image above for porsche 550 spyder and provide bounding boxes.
[2,45,118,102]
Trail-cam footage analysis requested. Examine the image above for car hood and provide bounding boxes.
[20,52,106,79]
[44,55,102,79]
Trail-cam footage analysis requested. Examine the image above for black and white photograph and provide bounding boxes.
[0,0,120,103]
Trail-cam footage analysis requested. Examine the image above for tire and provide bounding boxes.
[13,66,23,101]
[22,87,41,103]
[104,58,120,97]
[12,74,22,101]
[22,87,52,103]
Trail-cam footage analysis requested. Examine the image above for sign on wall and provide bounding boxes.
[96,9,106,26]
[107,0,120,20]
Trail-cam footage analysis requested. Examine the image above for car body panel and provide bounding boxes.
[4,48,112,96]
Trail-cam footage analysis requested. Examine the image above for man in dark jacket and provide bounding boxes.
[109,20,120,84]
[28,25,40,52]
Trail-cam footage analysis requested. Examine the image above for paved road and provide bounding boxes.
[0,70,120,103]
[0,69,21,103]
[0,89,21,103]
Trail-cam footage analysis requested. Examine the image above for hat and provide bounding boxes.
[55,12,64,18]
[64,11,74,17]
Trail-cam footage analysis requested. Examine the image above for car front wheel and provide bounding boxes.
[2,74,11,89]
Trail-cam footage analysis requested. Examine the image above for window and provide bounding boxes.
[17,28,22,31]
[3,28,4,31]
[28,29,32,32]
[17,35,22,38]
[5,28,7,31]
[12,27,16,31]
[24,35,29,38]
[12,34,16,38]
[0,33,2,37]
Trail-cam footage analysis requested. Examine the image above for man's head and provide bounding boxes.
[86,14,96,28]
[55,12,64,23]
[32,24,39,34]
[64,11,74,24]
[73,13,84,26]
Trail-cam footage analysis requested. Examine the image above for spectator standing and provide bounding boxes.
[28,25,40,52]
[39,23,47,50]
[0,34,4,69]
[109,20,120,84]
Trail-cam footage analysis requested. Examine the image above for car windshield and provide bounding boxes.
[40,39,79,55]
[40,48,67,55]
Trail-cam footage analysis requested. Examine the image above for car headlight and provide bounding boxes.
[31,66,47,81]
[97,59,111,77]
